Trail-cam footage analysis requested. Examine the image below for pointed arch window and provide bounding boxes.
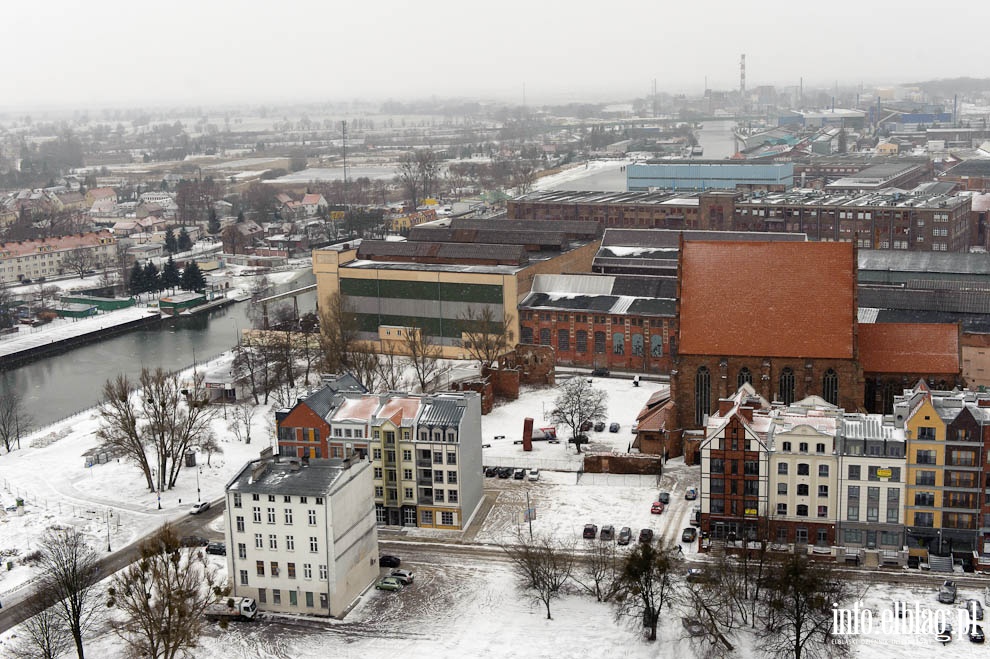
[822,369,838,406]
[737,367,752,389]
[779,367,795,405]
[695,366,711,426]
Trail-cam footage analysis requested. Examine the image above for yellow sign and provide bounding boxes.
[330,211,345,220]
[744,508,758,516]
[877,468,892,478]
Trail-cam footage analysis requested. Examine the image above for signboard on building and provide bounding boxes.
[877,468,892,479]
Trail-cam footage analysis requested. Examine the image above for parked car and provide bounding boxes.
[593,421,606,432]
[893,601,909,618]
[591,367,610,377]
[375,577,403,592]
[939,580,958,604]
[180,535,209,547]
[966,599,985,621]
[379,555,401,568]
[690,504,701,527]
[617,527,632,545]
[205,542,226,556]
[638,528,654,544]
[583,524,598,539]
[651,501,664,514]
[527,468,540,482]
[685,487,698,500]
[658,491,670,504]
[580,420,594,432]
[513,468,526,480]
[970,624,985,643]
[609,422,620,433]
[189,500,211,515]
[484,466,498,477]
[681,528,697,543]
[568,434,589,445]
[497,467,513,479]
[390,569,414,585]
[600,525,615,541]
[686,568,705,584]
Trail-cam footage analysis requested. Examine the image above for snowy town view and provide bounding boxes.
[5,4,990,659]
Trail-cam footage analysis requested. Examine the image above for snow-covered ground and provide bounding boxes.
[534,159,632,192]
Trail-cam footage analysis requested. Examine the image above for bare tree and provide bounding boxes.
[60,247,96,279]
[35,284,61,310]
[231,402,256,444]
[0,388,32,453]
[549,377,608,454]
[317,291,360,374]
[231,340,263,404]
[459,305,514,370]
[572,537,622,603]
[757,555,856,659]
[501,531,575,620]
[396,152,420,208]
[402,324,446,393]
[615,541,679,641]
[376,340,406,392]
[107,524,228,659]
[36,527,102,659]
[681,562,737,656]
[348,348,381,393]
[6,590,74,659]
[199,432,223,467]
[97,375,155,490]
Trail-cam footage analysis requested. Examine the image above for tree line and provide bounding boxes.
[127,256,206,296]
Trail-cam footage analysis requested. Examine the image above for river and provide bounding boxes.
[1,277,316,429]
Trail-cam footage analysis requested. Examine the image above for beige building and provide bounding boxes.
[0,230,116,285]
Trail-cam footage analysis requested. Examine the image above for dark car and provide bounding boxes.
[658,491,671,505]
[686,569,705,583]
[638,528,654,544]
[681,528,697,543]
[512,468,526,480]
[970,625,985,643]
[580,420,594,432]
[617,527,632,545]
[379,555,401,568]
[593,421,606,432]
[609,422,620,433]
[600,525,615,541]
[180,535,209,547]
[205,542,226,556]
[484,466,498,477]
[591,367,610,377]
[569,434,589,445]
[965,599,984,621]
[583,524,598,539]
[497,467,513,479]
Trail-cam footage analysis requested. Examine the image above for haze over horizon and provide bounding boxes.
[4,0,989,111]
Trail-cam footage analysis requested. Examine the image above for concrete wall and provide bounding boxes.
[328,460,379,616]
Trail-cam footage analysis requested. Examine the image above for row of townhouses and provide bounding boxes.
[700,381,990,569]
[0,230,116,285]
[275,377,483,531]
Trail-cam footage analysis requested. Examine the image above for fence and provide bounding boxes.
[576,473,659,487]
[485,456,580,472]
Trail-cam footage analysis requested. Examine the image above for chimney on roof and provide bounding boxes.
[978,400,990,408]
[739,405,754,422]
[718,399,734,416]
[249,461,270,484]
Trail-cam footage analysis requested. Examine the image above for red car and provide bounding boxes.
[651,501,664,514]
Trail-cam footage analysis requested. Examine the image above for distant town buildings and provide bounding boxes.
[0,230,116,284]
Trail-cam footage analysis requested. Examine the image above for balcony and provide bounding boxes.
[416,459,432,468]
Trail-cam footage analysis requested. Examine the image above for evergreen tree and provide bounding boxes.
[162,255,181,291]
[207,208,221,235]
[236,210,245,223]
[180,262,206,292]
[177,227,193,252]
[128,261,145,296]
[164,227,177,254]
[143,262,161,293]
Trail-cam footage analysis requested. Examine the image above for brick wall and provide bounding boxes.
[583,452,664,475]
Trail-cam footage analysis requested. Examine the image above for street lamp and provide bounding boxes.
[106,510,112,552]
[196,467,201,503]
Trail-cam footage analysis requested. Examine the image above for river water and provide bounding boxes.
[1,280,316,428]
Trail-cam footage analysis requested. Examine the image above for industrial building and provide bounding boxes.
[626,160,794,192]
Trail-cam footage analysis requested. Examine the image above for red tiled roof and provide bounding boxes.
[678,241,856,359]
[858,323,959,374]
[0,230,113,258]
[301,194,323,206]
[88,187,116,199]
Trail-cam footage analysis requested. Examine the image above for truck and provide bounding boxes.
[531,427,557,441]
[205,596,258,621]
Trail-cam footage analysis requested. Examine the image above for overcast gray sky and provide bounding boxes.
[4,0,988,110]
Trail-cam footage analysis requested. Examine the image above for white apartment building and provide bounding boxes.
[0,230,116,285]
[224,456,378,617]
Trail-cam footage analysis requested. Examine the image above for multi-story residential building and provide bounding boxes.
[223,456,378,617]
[899,387,948,560]
[835,415,906,560]
[0,230,116,285]
[277,387,484,531]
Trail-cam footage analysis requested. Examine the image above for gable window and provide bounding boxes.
[778,367,795,405]
[694,366,711,426]
[822,369,838,406]
[737,367,752,389]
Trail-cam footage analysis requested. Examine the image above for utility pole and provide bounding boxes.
[526,491,533,539]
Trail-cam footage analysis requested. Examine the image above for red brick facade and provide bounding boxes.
[277,403,331,459]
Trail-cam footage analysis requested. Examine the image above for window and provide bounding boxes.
[449,489,459,503]
[303,563,312,579]
[305,591,314,608]
[816,443,826,454]
[695,367,711,426]
[886,489,899,523]
[258,588,267,604]
[252,507,261,523]
[796,504,808,517]
[917,426,935,440]
[777,463,788,475]
[239,570,249,586]
[268,495,275,502]
[441,511,454,526]
[799,442,808,453]
[778,367,795,405]
[267,508,276,524]
[309,537,318,552]
[594,331,606,354]
[273,590,281,605]
[575,330,588,353]
[737,367,752,388]
[308,510,317,525]
[847,486,860,521]
[434,470,444,484]
[256,561,265,576]
[288,563,296,579]
[300,497,307,504]
[402,449,412,461]
[421,510,433,525]
[777,483,787,495]
[817,505,828,518]
[374,486,384,498]
[914,512,934,528]
[744,461,758,475]
[867,487,880,522]
[433,451,443,464]
[374,467,383,479]
[631,333,644,356]
[254,533,263,549]
[818,464,829,477]
[319,564,328,580]
[404,487,413,499]
[558,329,570,351]
[915,470,935,486]
[539,328,551,346]
[822,369,838,406]
[818,485,828,497]
[650,335,663,357]
[284,509,293,525]
[447,470,457,484]
[270,561,279,577]
[447,453,457,465]
[914,492,935,506]
[848,465,860,480]
[880,531,900,546]
[612,332,624,355]
[797,463,809,476]
[435,489,444,502]
[238,543,247,559]
[289,591,298,607]
[711,478,724,494]
[403,468,413,480]
[269,534,277,550]
[782,441,792,452]
[710,458,724,474]
[844,528,863,544]
[233,493,242,508]
[236,516,245,532]
[797,484,809,496]
[372,448,382,460]
[777,503,787,515]
[520,326,534,344]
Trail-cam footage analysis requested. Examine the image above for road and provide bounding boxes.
[0,499,225,634]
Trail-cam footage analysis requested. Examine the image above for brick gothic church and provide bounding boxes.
[670,240,961,431]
